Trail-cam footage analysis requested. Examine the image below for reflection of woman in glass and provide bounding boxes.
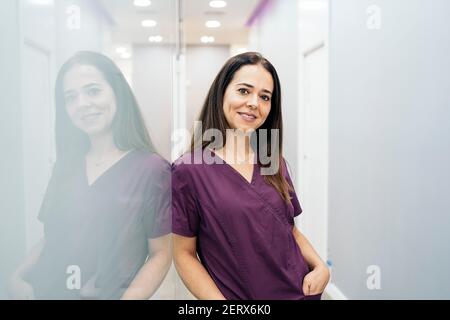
[172,52,330,300]
[9,51,172,300]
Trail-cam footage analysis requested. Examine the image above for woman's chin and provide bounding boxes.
[78,124,111,138]
[229,121,256,132]
[236,125,258,134]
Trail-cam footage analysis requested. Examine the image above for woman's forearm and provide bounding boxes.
[121,235,172,300]
[12,238,45,279]
[174,251,226,300]
[121,249,172,300]
[173,234,225,300]
[8,238,45,299]
[292,227,327,270]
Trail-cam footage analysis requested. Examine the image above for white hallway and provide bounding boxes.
[1,0,449,300]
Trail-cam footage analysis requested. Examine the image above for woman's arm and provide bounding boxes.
[292,227,330,295]
[173,234,226,300]
[8,238,45,299]
[121,234,172,300]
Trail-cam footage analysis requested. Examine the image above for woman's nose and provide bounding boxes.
[77,94,92,109]
[247,94,259,109]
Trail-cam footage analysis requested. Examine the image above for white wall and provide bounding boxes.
[0,0,26,299]
[185,45,231,133]
[328,0,450,299]
[55,0,112,66]
[133,45,174,161]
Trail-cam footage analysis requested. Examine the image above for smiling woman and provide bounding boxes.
[63,65,118,139]
[222,64,273,132]
[8,51,172,300]
[172,52,330,300]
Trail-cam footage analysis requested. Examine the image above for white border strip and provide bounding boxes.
[324,283,348,300]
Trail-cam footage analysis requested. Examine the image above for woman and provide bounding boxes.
[172,52,330,300]
[9,51,172,300]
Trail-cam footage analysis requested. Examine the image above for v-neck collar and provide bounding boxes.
[208,149,257,185]
[84,150,135,187]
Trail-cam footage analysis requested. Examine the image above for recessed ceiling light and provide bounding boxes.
[120,52,132,59]
[149,35,163,43]
[141,19,157,27]
[205,20,221,28]
[134,0,151,7]
[116,47,128,54]
[201,36,215,44]
[209,1,227,8]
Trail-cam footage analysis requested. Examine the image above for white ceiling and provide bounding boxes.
[98,0,260,46]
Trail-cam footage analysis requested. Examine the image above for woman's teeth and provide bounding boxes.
[82,113,102,121]
[238,112,256,121]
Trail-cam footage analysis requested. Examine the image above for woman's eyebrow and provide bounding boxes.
[82,82,101,89]
[64,83,101,94]
[64,89,76,96]
[237,82,272,95]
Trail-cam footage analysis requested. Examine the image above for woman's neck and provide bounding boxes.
[221,130,254,165]
[88,131,119,158]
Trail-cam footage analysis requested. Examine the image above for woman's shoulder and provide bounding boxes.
[173,152,193,167]
[172,152,196,174]
[281,156,293,178]
[132,150,171,174]
[172,150,210,178]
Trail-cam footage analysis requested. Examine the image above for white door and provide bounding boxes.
[298,43,328,262]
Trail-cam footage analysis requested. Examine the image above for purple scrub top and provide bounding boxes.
[25,151,171,299]
[172,150,320,300]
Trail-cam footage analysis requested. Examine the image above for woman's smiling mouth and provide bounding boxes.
[237,111,257,122]
[81,112,102,121]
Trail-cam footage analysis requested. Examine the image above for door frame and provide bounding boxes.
[296,0,330,264]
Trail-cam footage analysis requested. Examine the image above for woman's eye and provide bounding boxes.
[238,88,249,95]
[87,87,101,96]
[64,94,77,104]
[261,95,271,102]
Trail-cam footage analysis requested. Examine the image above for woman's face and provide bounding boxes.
[63,64,117,137]
[223,64,274,132]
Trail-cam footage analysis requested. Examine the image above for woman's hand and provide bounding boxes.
[8,276,35,300]
[302,264,330,296]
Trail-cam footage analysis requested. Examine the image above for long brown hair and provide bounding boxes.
[191,52,292,202]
